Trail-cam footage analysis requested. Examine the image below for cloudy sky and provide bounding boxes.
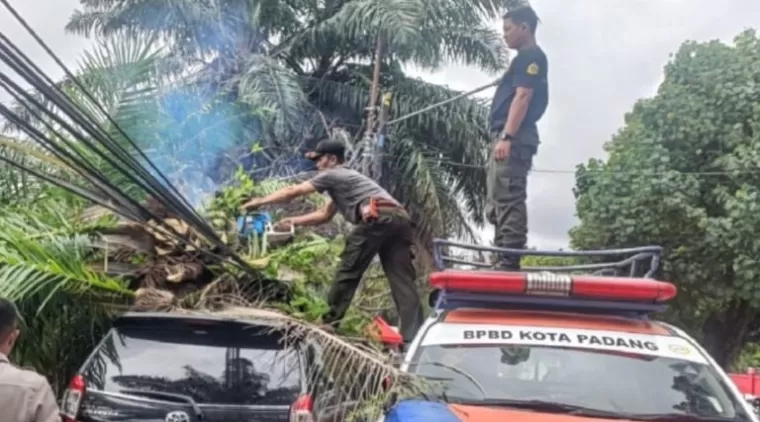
[2,0,760,249]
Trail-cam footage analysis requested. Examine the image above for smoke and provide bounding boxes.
[137,84,251,209]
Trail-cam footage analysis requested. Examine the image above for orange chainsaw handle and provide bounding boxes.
[361,197,380,222]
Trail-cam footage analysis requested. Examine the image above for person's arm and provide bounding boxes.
[288,201,338,227]
[242,181,317,210]
[258,181,316,205]
[502,52,541,137]
[242,170,339,211]
[31,377,61,422]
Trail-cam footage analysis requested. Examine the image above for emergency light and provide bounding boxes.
[428,271,676,316]
[429,271,677,302]
[427,239,671,316]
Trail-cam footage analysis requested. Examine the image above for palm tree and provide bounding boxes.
[62,0,526,242]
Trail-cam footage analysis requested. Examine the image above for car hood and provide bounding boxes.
[448,404,638,422]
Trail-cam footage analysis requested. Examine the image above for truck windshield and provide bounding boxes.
[408,344,748,420]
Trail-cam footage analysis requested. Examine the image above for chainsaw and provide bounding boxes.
[236,212,295,255]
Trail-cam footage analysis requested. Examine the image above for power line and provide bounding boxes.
[239,161,760,184]
[436,161,760,176]
[362,152,760,177]
[385,80,498,126]
[229,146,760,178]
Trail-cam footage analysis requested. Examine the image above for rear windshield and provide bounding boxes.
[82,318,301,405]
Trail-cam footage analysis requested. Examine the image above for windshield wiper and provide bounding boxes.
[121,388,204,420]
[417,362,487,398]
[628,413,742,422]
[463,399,631,420]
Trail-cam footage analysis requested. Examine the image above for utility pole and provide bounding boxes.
[361,34,385,176]
[372,92,392,180]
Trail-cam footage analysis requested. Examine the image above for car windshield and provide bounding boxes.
[409,342,748,420]
[82,319,301,405]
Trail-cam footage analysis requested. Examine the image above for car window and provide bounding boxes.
[409,325,749,420]
[82,321,301,405]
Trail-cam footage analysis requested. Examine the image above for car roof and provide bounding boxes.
[115,311,286,329]
[441,309,674,336]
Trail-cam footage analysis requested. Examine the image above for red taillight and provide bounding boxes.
[429,271,677,302]
[61,374,86,422]
[382,376,392,389]
[289,394,314,422]
[70,374,85,391]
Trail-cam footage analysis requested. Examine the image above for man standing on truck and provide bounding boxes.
[241,138,424,347]
[487,6,549,270]
[0,298,61,422]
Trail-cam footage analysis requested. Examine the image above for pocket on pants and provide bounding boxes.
[509,145,535,177]
[337,229,369,275]
[491,146,532,203]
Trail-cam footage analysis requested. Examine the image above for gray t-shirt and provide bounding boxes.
[309,166,397,224]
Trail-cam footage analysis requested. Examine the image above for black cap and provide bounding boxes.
[306,138,346,161]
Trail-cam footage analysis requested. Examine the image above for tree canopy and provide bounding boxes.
[571,29,760,368]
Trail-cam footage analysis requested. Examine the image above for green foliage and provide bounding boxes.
[522,255,585,268]
[205,170,383,336]
[734,343,760,372]
[0,200,132,304]
[11,294,116,395]
[571,30,760,368]
[261,234,387,336]
[0,195,131,394]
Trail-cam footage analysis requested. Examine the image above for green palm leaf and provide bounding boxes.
[0,206,132,309]
[384,137,480,244]
[231,55,310,138]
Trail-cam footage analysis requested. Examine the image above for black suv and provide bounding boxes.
[60,312,357,422]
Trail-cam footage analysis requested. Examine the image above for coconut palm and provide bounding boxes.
[61,0,528,242]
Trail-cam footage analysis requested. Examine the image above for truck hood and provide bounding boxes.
[449,404,637,422]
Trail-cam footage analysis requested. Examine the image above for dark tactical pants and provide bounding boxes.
[485,127,539,269]
[322,211,424,344]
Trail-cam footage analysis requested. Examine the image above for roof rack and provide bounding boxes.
[432,239,663,278]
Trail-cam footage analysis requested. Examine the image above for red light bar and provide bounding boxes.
[429,271,676,302]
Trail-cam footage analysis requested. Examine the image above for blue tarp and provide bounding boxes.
[386,400,461,422]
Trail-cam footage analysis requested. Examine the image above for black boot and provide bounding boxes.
[492,256,521,271]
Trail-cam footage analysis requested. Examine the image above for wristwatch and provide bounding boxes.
[499,131,515,141]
